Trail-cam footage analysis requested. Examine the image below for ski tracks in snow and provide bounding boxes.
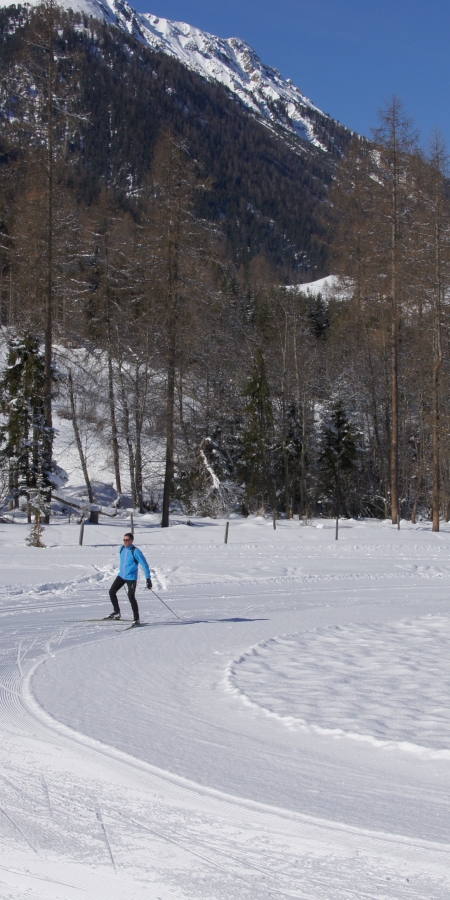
[0,618,445,899]
[0,521,450,898]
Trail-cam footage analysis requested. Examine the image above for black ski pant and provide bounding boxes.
[109,575,139,620]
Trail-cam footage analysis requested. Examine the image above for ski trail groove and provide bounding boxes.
[0,803,37,853]
[21,623,450,896]
[95,804,116,872]
[1,563,450,899]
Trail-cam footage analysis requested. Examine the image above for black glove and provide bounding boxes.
[146,578,152,590]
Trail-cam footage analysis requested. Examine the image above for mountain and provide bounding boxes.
[94,0,350,156]
[0,0,352,156]
[0,1,354,278]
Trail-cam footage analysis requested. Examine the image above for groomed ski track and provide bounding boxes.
[0,516,450,898]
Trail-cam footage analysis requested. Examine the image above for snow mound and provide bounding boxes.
[227,616,450,750]
[290,274,353,299]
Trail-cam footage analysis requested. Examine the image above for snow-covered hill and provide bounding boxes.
[0,0,350,152]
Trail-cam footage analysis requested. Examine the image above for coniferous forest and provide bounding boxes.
[1,1,450,530]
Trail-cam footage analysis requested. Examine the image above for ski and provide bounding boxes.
[123,621,151,630]
[74,618,134,623]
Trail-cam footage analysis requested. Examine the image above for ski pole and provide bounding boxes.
[151,588,182,621]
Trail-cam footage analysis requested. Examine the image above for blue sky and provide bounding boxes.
[131,0,450,148]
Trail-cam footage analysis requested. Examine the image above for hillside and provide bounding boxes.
[0,2,354,278]
[81,0,352,156]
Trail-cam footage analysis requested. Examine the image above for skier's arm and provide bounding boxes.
[135,548,150,580]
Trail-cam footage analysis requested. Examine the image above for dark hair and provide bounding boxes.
[123,532,134,540]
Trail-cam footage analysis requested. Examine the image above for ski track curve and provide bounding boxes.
[0,557,450,897]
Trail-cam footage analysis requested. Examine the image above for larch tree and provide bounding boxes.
[414,134,450,530]
[371,98,418,525]
[146,133,215,528]
[330,100,418,524]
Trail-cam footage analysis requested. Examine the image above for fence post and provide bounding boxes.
[79,518,85,546]
[224,521,229,544]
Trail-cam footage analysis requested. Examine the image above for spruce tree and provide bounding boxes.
[240,349,274,513]
[0,333,51,508]
[319,400,358,539]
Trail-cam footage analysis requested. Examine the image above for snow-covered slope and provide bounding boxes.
[292,274,353,300]
[0,0,348,151]
[116,5,335,150]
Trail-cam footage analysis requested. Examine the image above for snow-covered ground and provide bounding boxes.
[292,274,353,299]
[1,513,450,898]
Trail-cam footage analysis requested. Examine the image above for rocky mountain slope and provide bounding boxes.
[108,2,351,155]
[0,0,353,157]
[0,1,354,278]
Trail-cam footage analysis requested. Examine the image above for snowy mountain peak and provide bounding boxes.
[128,9,330,148]
[0,0,344,151]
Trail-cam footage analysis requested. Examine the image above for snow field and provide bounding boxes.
[227,617,450,751]
[0,515,450,897]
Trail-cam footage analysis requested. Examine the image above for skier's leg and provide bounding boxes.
[109,576,125,615]
[126,580,139,621]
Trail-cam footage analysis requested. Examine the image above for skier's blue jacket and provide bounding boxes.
[119,544,151,581]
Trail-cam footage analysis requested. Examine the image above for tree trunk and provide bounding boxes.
[43,9,54,525]
[390,315,399,525]
[432,356,442,532]
[279,313,291,517]
[134,365,144,514]
[119,366,136,510]
[335,464,340,540]
[107,353,122,495]
[8,269,13,326]
[390,196,399,526]
[432,185,444,531]
[283,439,292,518]
[161,350,175,528]
[365,326,388,512]
[101,224,122,496]
[292,325,307,517]
[68,370,94,504]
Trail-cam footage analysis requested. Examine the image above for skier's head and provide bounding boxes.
[123,533,134,543]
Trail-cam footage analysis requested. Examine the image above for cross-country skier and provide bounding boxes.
[107,533,152,625]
